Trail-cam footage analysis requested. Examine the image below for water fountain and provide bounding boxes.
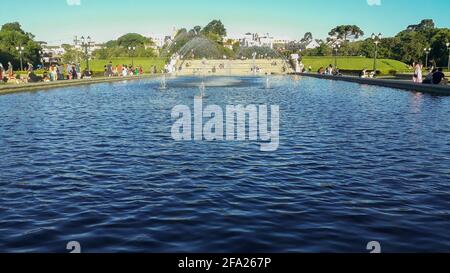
[162,31,294,78]
[265,73,271,89]
[252,52,257,76]
[160,74,167,90]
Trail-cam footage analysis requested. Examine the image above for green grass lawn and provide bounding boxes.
[83,57,166,73]
[302,56,410,75]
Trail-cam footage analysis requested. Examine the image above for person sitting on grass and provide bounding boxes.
[360,68,367,78]
[82,69,92,79]
[27,71,42,83]
[42,70,50,82]
[432,68,447,85]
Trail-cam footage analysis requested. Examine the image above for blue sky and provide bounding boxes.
[1,0,449,44]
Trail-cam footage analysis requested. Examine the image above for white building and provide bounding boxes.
[240,33,274,49]
[305,40,321,49]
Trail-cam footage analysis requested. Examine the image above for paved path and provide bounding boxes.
[296,73,450,96]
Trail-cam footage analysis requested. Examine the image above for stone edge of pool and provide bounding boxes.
[293,73,450,96]
[0,75,158,95]
[2,73,449,96]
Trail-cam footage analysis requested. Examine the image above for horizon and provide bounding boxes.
[1,0,449,44]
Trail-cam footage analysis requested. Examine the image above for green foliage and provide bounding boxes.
[0,22,42,69]
[92,33,156,59]
[117,33,151,48]
[328,25,364,41]
[1,22,25,33]
[303,43,332,56]
[201,20,227,39]
[62,48,85,64]
[309,19,449,67]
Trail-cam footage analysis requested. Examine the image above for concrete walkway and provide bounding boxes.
[0,75,157,96]
[295,73,450,96]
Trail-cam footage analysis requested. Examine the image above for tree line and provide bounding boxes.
[302,20,450,67]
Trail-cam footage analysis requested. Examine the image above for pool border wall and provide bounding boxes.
[0,75,158,95]
[293,73,450,96]
[2,73,449,96]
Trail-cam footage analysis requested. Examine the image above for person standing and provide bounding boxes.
[7,62,14,79]
[0,63,4,81]
[67,64,73,80]
[106,61,113,77]
[117,64,123,77]
[413,62,423,83]
[69,64,76,80]
[76,63,81,79]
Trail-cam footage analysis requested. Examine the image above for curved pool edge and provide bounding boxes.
[0,74,159,96]
[293,73,450,96]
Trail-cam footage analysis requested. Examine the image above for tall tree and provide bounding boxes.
[117,33,151,48]
[201,20,227,38]
[0,22,41,68]
[328,25,364,42]
[301,32,313,43]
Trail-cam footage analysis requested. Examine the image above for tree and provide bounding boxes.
[201,20,227,38]
[328,25,364,42]
[429,29,450,66]
[193,26,202,35]
[117,33,151,48]
[0,22,42,68]
[1,22,24,33]
[407,19,435,31]
[301,32,313,43]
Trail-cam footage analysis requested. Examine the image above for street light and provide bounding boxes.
[15,46,25,71]
[371,33,382,74]
[424,47,431,69]
[81,36,92,72]
[128,46,136,67]
[446,42,450,71]
[333,44,341,68]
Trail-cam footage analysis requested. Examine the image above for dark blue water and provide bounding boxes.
[0,76,449,253]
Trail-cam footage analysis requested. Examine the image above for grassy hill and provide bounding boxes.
[302,56,410,75]
[80,56,410,76]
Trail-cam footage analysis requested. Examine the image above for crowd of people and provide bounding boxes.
[317,64,342,76]
[0,61,94,83]
[0,60,161,84]
[103,61,158,77]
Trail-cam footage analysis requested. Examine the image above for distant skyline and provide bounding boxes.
[1,0,449,44]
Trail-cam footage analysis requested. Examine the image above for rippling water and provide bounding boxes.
[0,76,449,253]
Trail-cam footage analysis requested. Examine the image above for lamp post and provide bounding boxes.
[371,33,382,74]
[15,46,25,71]
[446,42,450,71]
[424,47,431,69]
[81,36,92,72]
[333,44,341,68]
[128,46,136,67]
